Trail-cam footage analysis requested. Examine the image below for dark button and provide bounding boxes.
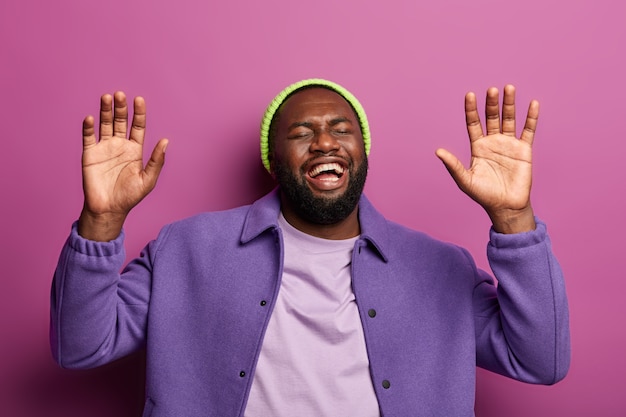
[382,380,391,389]
[260,300,267,306]
[368,309,377,318]
[239,371,246,378]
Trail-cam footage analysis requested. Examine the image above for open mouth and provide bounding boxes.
[308,162,345,182]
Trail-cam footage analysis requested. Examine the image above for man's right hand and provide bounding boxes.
[78,92,168,241]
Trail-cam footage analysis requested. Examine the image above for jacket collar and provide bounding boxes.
[240,188,282,244]
[240,188,389,262]
[357,193,390,262]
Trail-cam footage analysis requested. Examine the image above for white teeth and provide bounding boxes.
[309,163,344,178]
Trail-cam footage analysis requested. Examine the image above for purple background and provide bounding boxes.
[1,0,625,415]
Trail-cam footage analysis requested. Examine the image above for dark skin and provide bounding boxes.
[77,84,537,242]
[436,85,537,234]
[78,93,168,242]
[268,88,366,239]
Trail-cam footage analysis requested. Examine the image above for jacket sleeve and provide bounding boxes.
[472,219,571,384]
[50,222,162,369]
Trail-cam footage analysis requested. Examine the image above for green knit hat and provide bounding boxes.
[260,78,371,172]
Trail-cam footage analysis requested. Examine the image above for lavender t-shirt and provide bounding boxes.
[244,214,379,416]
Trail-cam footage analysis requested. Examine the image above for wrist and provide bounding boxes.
[78,209,127,242]
[488,205,536,234]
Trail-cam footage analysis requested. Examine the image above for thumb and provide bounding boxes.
[435,148,468,190]
[144,138,169,187]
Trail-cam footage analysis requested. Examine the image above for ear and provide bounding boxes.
[268,152,277,179]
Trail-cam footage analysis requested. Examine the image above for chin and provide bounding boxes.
[275,159,368,226]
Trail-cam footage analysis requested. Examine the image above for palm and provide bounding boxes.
[83,135,149,215]
[459,131,532,212]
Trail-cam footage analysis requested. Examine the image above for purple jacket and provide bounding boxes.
[50,189,570,416]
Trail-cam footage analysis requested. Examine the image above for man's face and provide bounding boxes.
[270,87,368,225]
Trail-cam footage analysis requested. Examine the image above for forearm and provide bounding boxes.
[475,220,571,383]
[50,223,149,368]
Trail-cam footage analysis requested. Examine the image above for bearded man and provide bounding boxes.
[50,79,570,417]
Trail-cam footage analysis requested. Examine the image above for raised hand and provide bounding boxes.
[78,92,168,241]
[436,85,537,234]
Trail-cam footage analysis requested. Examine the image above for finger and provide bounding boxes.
[143,138,169,189]
[485,87,500,135]
[465,92,484,142]
[435,148,469,191]
[83,115,97,148]
[129,96,147,145]
[113,91,128,138]
[502,84,516,136]
[99,94,113,139]
[520,99,539,145]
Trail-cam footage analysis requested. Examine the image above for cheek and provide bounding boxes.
[274,143,310,166]
[341,135,366,153]
[345,141,367,164]
[271,151,299,179]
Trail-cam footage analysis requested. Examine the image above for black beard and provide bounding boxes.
[275,157,368,225]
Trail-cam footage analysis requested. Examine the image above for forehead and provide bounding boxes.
[277,87,357,123]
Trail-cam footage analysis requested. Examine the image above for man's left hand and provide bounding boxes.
[436,85,537,234]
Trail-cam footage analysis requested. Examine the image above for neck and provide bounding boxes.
[280,200,361,240]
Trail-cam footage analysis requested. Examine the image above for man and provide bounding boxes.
[50,79,570,416]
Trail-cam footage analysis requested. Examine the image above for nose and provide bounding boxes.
[310,129,339,154]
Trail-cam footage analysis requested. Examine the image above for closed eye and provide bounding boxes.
[287,122,314,139]
[288,131,313,139]
[329,118,353,135]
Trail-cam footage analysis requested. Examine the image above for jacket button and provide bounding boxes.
[382,380,391,389]
[368,309,377,318]
[260,300,267,306]
[239,371,246,378]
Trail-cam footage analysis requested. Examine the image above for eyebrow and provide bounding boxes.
[287,121,314,131]
[328,117,352,126]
